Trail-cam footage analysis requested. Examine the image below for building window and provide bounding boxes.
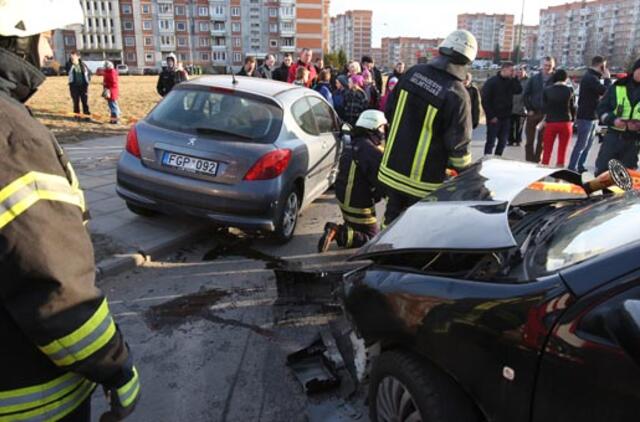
[160,35,175,46]
[141,4,150,14]
[280,6,294,17]
[111,34,115,44]
[175,5,185,15]
[64,36,75,46]
[159,19,173,31]
[269,23,278,33]
[123,21,133,31]
[233,37,241,47]
[144,37,152,46]
[281,22,293,32]
[269,8,278,17]
[199,37,209,47]
[282,38,294,47]
[250,23,260,28]
[158,4,172,14]
[176,22,186,31]
[213,5,224,16]
[177,37,187,47]
[199,22,209,32]
[145,53,154,63]
[213,22,225,31]
[122,4,132,14]
[231,23,240,32]
[198,6,208,16]
[231,6,240,16]
[179,53,188,61]
[213,51,226,61]
[124,36,135,47]
[233,52,242,62]
[143,20,152,30]
[126,52,136,61]
[270,39,278,48]
[200,52,210,61]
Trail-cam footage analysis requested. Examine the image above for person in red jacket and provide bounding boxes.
[287,48,317,88]
[102,61,120,124]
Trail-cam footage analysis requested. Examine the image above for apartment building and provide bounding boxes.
[54,0,329,72]
[379,37,442,69]
[457,13,515,58]
[330,10,372,61]
[538,0,640,69]
[514,24,538,61]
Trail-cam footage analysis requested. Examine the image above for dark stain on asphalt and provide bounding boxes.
[202,232,287,269]
[145,288,275,337]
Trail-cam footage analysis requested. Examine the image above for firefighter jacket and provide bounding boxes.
[335,132,384,226]
[0,48,139,421]
[379,56,473,199]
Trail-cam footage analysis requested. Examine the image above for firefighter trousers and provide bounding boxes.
[382,190,420,228]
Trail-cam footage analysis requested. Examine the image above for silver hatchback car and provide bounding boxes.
[116,76,342,242]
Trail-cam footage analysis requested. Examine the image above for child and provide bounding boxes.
[379,77,398,112]
[293,67,309,87]
[314,69,333,107]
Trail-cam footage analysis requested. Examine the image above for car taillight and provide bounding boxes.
[125,125,141,158]
[244,149,292,181]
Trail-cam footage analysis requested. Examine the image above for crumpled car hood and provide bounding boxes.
[351,158,582,260]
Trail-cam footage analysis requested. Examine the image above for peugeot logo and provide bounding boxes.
[187,137,197,146]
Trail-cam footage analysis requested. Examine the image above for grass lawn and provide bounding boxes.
[28,75,162,143]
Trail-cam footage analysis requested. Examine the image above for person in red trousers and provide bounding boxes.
[541,69,576,166]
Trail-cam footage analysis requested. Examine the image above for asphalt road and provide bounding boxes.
[92,208,369,422]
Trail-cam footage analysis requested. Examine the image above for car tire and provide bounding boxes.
[126,202,159,217]
[272,188,300,244]
[369,351,479,422]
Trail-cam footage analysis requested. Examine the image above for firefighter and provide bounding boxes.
[378,30,477,227]
[594,58,640,175]
[0,1,140,421]
[318,110,387,252]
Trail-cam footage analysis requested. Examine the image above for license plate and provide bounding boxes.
[162,152,218,176]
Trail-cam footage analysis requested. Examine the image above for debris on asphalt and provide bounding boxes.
[144,288,228,329]
[287,334,341,394]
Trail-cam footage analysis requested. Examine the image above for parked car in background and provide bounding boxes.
[117,64,129,75]
[142,67,160,75]
[344,159,640,422]
[116,76,343,242]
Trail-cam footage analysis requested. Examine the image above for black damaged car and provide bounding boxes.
[343,158,640,422]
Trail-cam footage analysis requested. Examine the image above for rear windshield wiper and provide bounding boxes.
[195,127,254,140]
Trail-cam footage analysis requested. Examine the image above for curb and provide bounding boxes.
[95,223,212,282]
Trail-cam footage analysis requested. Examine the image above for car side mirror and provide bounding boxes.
[605,300,640,367]
[341,123,352,144]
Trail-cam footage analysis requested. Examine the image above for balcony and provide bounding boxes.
[280,28,294,36]
[211,25,226,35]
[280,45,295,52]
[212,43,227,50]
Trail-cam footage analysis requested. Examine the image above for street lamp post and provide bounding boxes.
[516,0,525,63]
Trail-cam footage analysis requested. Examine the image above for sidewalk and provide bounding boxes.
[65,136,210,279]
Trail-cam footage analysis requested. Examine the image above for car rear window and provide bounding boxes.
[147,87,283,144]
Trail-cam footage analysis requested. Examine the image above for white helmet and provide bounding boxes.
[439,30,478,64]
[355,110,388,131]
[0,0,84,37]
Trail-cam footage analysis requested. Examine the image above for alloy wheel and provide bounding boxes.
[376,376,423,422]
[281,191,299,238]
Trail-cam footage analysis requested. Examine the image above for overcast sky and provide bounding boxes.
[330,0,564,47]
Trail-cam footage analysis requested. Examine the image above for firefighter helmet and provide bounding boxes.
[439,30,478,64]
[356,110,388,131]
[0,0,84,37]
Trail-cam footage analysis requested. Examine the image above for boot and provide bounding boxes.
[317,222,339,253]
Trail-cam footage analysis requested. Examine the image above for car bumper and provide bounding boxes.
[116,152,281,231]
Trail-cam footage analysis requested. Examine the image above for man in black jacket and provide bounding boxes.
[273,53,292,82]
[594,58,640,175]
[362,55,383,94]
[0,1,139,420]
[464,72,480,129]
[523,56,555,161]
[481,61,523,156]
[568,56,612,172]
[157,53,186,96]
[378,30,476,226]
[66,50,91,119]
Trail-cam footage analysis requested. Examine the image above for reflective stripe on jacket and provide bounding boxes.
[611,85,640,131]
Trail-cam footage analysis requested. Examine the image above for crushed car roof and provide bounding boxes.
[352,158,583,260]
